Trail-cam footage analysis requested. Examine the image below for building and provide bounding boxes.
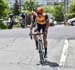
[34,0,75,5]
[7,0,24,8]
[7,0,15,8]
[34,0,65,5]
[7,0,75,7]
[34,0,47,5]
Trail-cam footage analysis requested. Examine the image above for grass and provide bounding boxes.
[13,23,21,28]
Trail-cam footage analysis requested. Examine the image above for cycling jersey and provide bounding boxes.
[21,14,25,19]
[32,13,49,33]
[9,14,14,19]
[32,13,49,25]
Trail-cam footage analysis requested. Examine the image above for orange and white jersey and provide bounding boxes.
[32,13,49,25]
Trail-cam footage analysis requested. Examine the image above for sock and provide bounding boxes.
[35,41,38,49]
[45,48,47,55]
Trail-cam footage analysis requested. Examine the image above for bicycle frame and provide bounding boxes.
[37,34,45,64]
[20,18,27,28]
[29,32,45,65]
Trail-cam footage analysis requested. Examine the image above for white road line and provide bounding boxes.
[58,39,68,70]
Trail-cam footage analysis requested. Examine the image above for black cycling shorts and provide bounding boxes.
[34,23,46,32]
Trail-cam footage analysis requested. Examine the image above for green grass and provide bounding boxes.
[13,23,20,28]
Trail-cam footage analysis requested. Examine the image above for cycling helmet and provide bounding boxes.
[36,7,43,14]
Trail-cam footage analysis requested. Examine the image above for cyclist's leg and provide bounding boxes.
[42,24,48,58]
[33,24,41,50]
[43,34,47,58]
[33,31,38,49]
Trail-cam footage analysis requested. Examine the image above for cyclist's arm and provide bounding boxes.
[30,23,33,32]
[30,15,36,32]
[45,14,49,31]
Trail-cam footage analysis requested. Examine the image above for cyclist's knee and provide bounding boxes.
[33,33,37,41]
[34,35,37,40]
[43,34,47,39]
[43,37,47,43]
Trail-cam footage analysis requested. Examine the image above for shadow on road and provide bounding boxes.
[44,60,59,67]
[37,60,59,67]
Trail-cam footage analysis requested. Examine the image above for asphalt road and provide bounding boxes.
[0,26,75,70]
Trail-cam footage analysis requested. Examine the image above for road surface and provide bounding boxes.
[0,26,75,70]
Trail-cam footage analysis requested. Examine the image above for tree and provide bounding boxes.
[67,2,75,19]
[24,0,39,11]
[68,2,75,13]
[13,0,20,15]
[42,5,54,14]
[0,0,9,18]
[53,5,64,22]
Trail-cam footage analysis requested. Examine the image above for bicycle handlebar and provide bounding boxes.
[29,32,44,39]
[29,32,43,35]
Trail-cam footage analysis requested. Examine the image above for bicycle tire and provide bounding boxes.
[38,40,44,64]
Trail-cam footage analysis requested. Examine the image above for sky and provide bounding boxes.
[7,0,47,5]
[7,0,68,7]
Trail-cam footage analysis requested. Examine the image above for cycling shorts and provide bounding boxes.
[34,23,46,32]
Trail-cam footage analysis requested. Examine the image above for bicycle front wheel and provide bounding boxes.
[38,40,44,64]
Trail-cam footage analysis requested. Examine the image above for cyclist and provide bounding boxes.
[30,7,49,58]
[8,13,14,20]
[20,12,27,27]
[8,13,15,24]
[20,12,26,19]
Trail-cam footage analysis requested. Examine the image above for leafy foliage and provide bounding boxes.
[42,5,54,14]
[0,0,9,18]
[13,0,20,15]
[68,2,75,13]
[67,13,75,19]
[67,2,75,19]
[53,5,64,21]
[0,20,7,29]
[24,1,39,11]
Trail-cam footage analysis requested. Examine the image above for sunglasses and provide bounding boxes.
[37,13,42,15]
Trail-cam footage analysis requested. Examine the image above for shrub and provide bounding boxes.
[42,5,54,14]
[0,20,7,29]
[68,2,75,13]
[67,13,75,19]
[53,5,64,22]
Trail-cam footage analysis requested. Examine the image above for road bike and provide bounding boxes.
[29,32,45,65]
[7,18,14,29]
[20,17,27,28]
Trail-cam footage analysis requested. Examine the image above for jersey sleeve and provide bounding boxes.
[45,14,49,23]
[31,15,36,23]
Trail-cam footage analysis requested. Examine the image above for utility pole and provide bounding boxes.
[30,0,32,11]
[19,0,21,13]
[64,0,68,25]
[64,0,68,20]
